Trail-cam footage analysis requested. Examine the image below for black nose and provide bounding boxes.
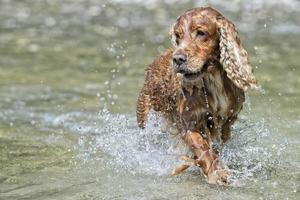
[173,54,187,66]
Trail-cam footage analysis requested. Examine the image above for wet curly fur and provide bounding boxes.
[136,7,257,185]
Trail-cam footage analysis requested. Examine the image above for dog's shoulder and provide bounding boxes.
[144,48,181,94]
[136,48,178,127]
[145,48,174,82]
[142,48,181,111]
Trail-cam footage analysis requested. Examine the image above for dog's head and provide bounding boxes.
[170,7,257,90]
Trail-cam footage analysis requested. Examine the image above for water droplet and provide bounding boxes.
[112,94,118,100]
[45,17,56,27]
[28,44,40,52]
[88,6,100,17]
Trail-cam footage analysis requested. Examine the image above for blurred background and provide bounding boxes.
[0,0,299,199]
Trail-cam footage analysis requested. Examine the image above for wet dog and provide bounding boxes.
[136,7,257,185]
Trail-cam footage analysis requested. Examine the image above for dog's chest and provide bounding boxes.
[178,88,208,131]
[177,72,234,132]
[205,73,230,117]
[181,87,229,121]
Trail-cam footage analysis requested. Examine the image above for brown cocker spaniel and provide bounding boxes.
[136,7,257,185]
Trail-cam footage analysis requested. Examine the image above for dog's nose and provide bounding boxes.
[173,54,187,66]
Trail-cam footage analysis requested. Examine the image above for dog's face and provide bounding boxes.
[171,8,219,81]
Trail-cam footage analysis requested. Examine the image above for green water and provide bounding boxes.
[0,0,299,199]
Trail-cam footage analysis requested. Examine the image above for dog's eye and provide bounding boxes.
[196,30,206,37]
[175,33,180,45]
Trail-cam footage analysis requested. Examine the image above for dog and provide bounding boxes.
[136,7,257,185]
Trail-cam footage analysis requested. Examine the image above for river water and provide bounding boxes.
[0,0,299,199]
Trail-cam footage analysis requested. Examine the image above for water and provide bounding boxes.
[0,0,299,199]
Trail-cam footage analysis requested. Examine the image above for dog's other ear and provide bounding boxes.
[217,16,257,91]
[169,23,177,47]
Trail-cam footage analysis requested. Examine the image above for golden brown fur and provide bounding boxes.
[136,7,257,185]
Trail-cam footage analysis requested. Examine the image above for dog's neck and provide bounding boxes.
[180,77,204,96]
[180,58,222,96]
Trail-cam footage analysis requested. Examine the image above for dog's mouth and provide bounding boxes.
[174,62,208,81]
[181,71,202,80]
[175,67,203,81]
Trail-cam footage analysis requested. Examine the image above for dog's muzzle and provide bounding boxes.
[173,53,202,81]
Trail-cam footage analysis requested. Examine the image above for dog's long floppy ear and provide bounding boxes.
[169,23,177,47]
[217,16,257,91]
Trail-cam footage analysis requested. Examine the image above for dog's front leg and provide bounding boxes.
[174,130,230,185]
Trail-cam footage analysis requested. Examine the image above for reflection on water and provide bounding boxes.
[0,0,299,199]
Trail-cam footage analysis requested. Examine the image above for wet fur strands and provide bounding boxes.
[136,7,257,185]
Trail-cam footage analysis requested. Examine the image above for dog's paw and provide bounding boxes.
[207,169,231,185]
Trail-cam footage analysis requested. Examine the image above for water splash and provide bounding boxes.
[0,99,292,185]
[40,107,285,183]
[75,108,189,176]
